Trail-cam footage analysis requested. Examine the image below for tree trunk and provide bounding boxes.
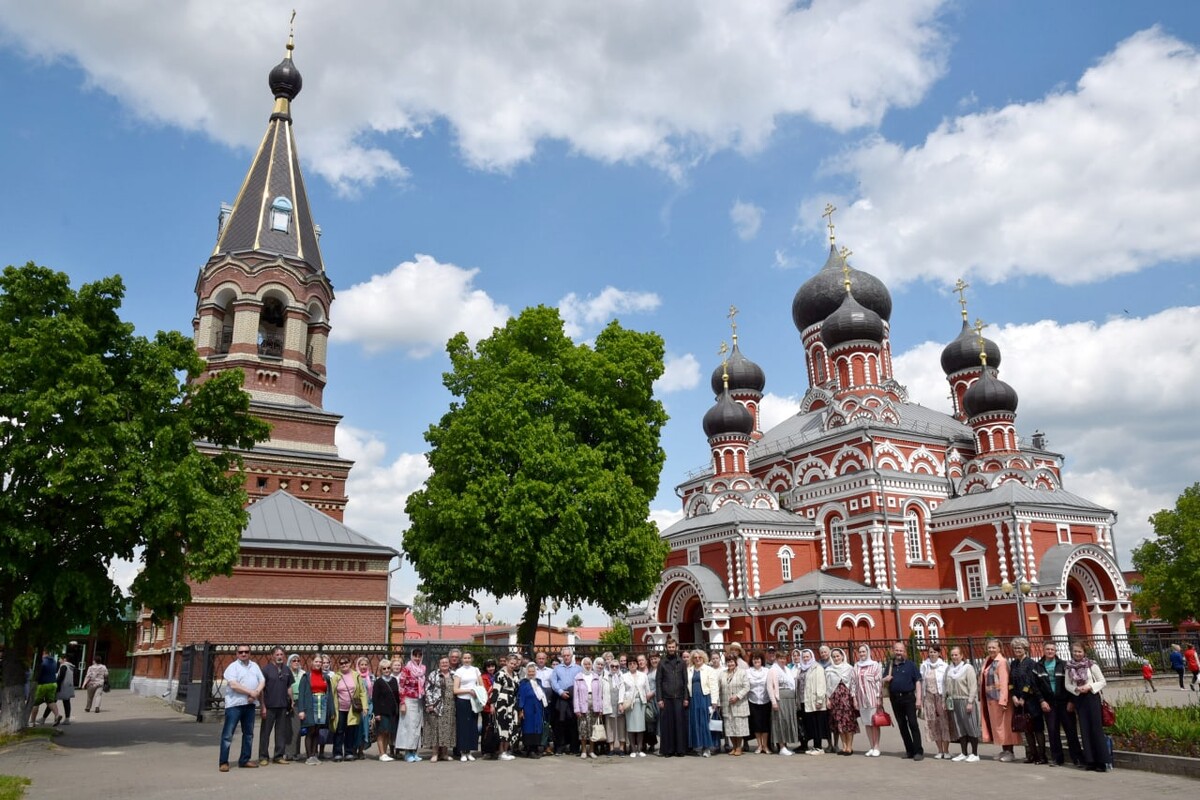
[517,594,541,651]
[0,629,33,734]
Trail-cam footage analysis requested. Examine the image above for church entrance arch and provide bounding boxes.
[1065,579,1088,636]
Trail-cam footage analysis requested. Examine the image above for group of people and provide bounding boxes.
[27,650,110,727]
[216,638,1115,774]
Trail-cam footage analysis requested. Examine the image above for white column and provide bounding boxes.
[725,540,736,599]
[1045,608,1068,639]
[1087,605,1107,637]
[993,522,1010,584]
[1022,522,1037,582]
[860,532,873,585]
[750,537,760,599]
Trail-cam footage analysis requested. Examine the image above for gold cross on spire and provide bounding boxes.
[954,278,970,322]
[838,246,853,294]
[822,203,837,244]
[286,9,297,55]
[973,318,989,367]
[718,341,730,389]
[727,304,739,344]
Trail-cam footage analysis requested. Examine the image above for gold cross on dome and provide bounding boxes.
[838,246,853,293]
[822,203,837,243]
[718,341,730,389]
[727,304,739,341]
[973,318,989,366]
[954,278,970,321]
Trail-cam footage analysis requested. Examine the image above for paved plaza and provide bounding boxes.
[2,680,1196,798]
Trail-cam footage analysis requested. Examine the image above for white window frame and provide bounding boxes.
[1057,524,1072,544]
[778,545,795,582]
[687,546,700,566]
[904,511,923,562]
[964,562,984,600]
[269,196,293,233]
[830,520,848,566]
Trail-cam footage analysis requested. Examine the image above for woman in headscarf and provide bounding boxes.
[945,645,980,762]
[979,638,1019,762]
[852,644,883,757]
[423,656,456,762]
[798,648,827,755]
[621,653,649,757]
[491,653,520,760]
[825,648,858,755]
[517,661,547,757]
[768,648,798,756]
[355,656,376,758]
[686,649,719,757]
[396,647,426,762]
[720,652,751,756]
[296,652,329,765]
[573,656,603,759]
[1065,642,1109,773]
[919,644,951,760]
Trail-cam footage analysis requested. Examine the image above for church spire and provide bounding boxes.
[213,19,323,272]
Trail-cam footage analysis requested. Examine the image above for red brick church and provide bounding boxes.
[630,217,1131,649]
[131,34,397,695]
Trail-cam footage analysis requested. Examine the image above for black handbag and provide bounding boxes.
[1012,710,1031,733]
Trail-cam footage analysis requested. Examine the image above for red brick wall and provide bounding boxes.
[179,604,386,644]
[189,565,386,602]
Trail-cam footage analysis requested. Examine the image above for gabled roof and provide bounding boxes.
[213,104,324,271]
[659,502,816,539]
[933,482,1113,517]
[243,490,397,557]
[758,570,872,599]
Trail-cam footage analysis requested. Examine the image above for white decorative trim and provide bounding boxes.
[835,612,875,629]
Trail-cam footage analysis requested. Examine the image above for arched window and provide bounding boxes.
[778,546,795,582]
[270,196,293,233]
[911,618,926,645]
[904,511,923,562]
[829,519,848,566]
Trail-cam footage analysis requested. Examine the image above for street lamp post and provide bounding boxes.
[1001,578,1033,638]
[476,611,493,645]
[540,600,560,649]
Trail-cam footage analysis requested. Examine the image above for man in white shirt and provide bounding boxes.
[534,652,555,753]
[219,645,264,772]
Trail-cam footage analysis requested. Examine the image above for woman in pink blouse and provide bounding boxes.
[979,638,1020,761]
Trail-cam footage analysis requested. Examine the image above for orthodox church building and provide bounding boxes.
[630,214,1131,648]
[132,35,397,694]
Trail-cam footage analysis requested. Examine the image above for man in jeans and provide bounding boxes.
[219,645,264,772]
[883,641,924,761]
[258,646,294,765]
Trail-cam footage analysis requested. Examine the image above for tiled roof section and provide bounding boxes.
[758,570,873,598]
[659,503,816,538]
[243,490,396,556]
[748,402,974,462]
[933,482,1113,517]
[213,116,324,271]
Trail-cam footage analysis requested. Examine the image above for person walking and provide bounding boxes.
[82,655,108,714]
[1184,643,1199,691]
[1168,644,1186,690]
[219,645,264,772]
[655,638,688,757]
[883,641,924,761]
[29,650,62,727]
[1141,659,1158,693]
[53,655,76,726]
[257,646,295,765]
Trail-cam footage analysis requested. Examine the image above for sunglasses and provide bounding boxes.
[236,650,250,655]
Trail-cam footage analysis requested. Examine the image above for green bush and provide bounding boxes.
[0,776,31,800]
[1111,698,1200,758]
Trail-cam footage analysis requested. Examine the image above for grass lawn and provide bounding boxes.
[0,776,30,800]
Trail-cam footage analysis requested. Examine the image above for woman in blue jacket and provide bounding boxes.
[1169,644,1186,690]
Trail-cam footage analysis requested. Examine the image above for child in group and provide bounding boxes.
[1142,659,1158,693]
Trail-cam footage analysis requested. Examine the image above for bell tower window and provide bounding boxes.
[270,196,293,233]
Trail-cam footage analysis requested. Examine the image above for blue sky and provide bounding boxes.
[1,1,1198,627]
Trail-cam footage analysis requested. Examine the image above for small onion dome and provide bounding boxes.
[269,54,303,101]
[792,244,893,332]
[940,320,1002,374]
[963,368,1019,417]
[710,341,765,396]
[820,291,885,348]
[703,390,754,438]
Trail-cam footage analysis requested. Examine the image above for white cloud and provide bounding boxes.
[650,507,684,534]
[655,353,701,394]
[558,286,661,339]
[804,27,1200,286]
[730,200,764,241]
[893,306,1200,565]
[0,0,949,188]
[332,254,510,356]
[759,391,802,431]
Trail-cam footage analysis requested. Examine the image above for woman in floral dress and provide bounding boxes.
[825,648,858,755]
[423,657,456,762]
[490,653,520,760]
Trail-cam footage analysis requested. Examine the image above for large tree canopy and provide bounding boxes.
[1132,483,1200,625]
[0,264,269,731]
[403,305,669,643]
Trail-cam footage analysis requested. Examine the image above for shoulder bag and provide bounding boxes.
[591,719,608,742]
[871,708,893,727]
[345,675,364,714]
[1100,696,1116,727]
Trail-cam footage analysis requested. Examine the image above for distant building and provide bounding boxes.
[131,33,397,696]
[631,233,1131,648]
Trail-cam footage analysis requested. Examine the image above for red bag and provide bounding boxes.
[871,709,893,727]
[1100,698,1116,727]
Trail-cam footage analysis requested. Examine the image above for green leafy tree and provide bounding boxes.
[410,591,444,625]
[598,620,632,647]
[1132,483,1200,625]
[0,264,269,732]
[564,613,584,629]
[404,306,669,644]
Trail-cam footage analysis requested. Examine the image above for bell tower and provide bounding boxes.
[192,28,352,520]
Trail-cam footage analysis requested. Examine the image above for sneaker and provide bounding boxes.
[62,719,71,725]
[951,754,967,762]
[808,748,823,755]
[589,752,598,759]
[500,753,515,760]
[305,757,319,765]
[580,753,587,759]
[966,754,980,763]
[871,749,881,757]
[343,754,356,762]
[779,747,793,756]
[702,749,711,758]
[52,716,63,727]
[379,754,394,762]
[462,755,469,762]
[466,753,476,762]
[332,756,343,763]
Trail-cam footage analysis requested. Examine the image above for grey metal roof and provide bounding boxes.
[677,564,730,604]
[759,570,873,599]
[1037,543,1121,586]
[660,503,816,538]
[933,482,1112,517]
[213,113,324,271]
[243,490,397,557]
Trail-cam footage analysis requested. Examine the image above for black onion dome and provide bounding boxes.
[940,320,1002,374]
[703,390,754,438]
[792,244,893,332]
[820,291,885,348]
[963,368,1019,417]
[269,55,303,101]
[710,342,766,396]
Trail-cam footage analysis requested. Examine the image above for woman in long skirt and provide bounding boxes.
[919,644,952,759]
[621,655,649,756]
[517,663,547,757]
[769,650,799,754]
[945,645,980,761]
[825,648,859,755]
[852,645,883,757]
[980,638,1020,762]
[686,650,717,756]
[1066,643,1110,773]
[721,655,751,755]
[396,648,426,762]
[423,657,456,762]
[602,657,628,754]
[491,654,520,760]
